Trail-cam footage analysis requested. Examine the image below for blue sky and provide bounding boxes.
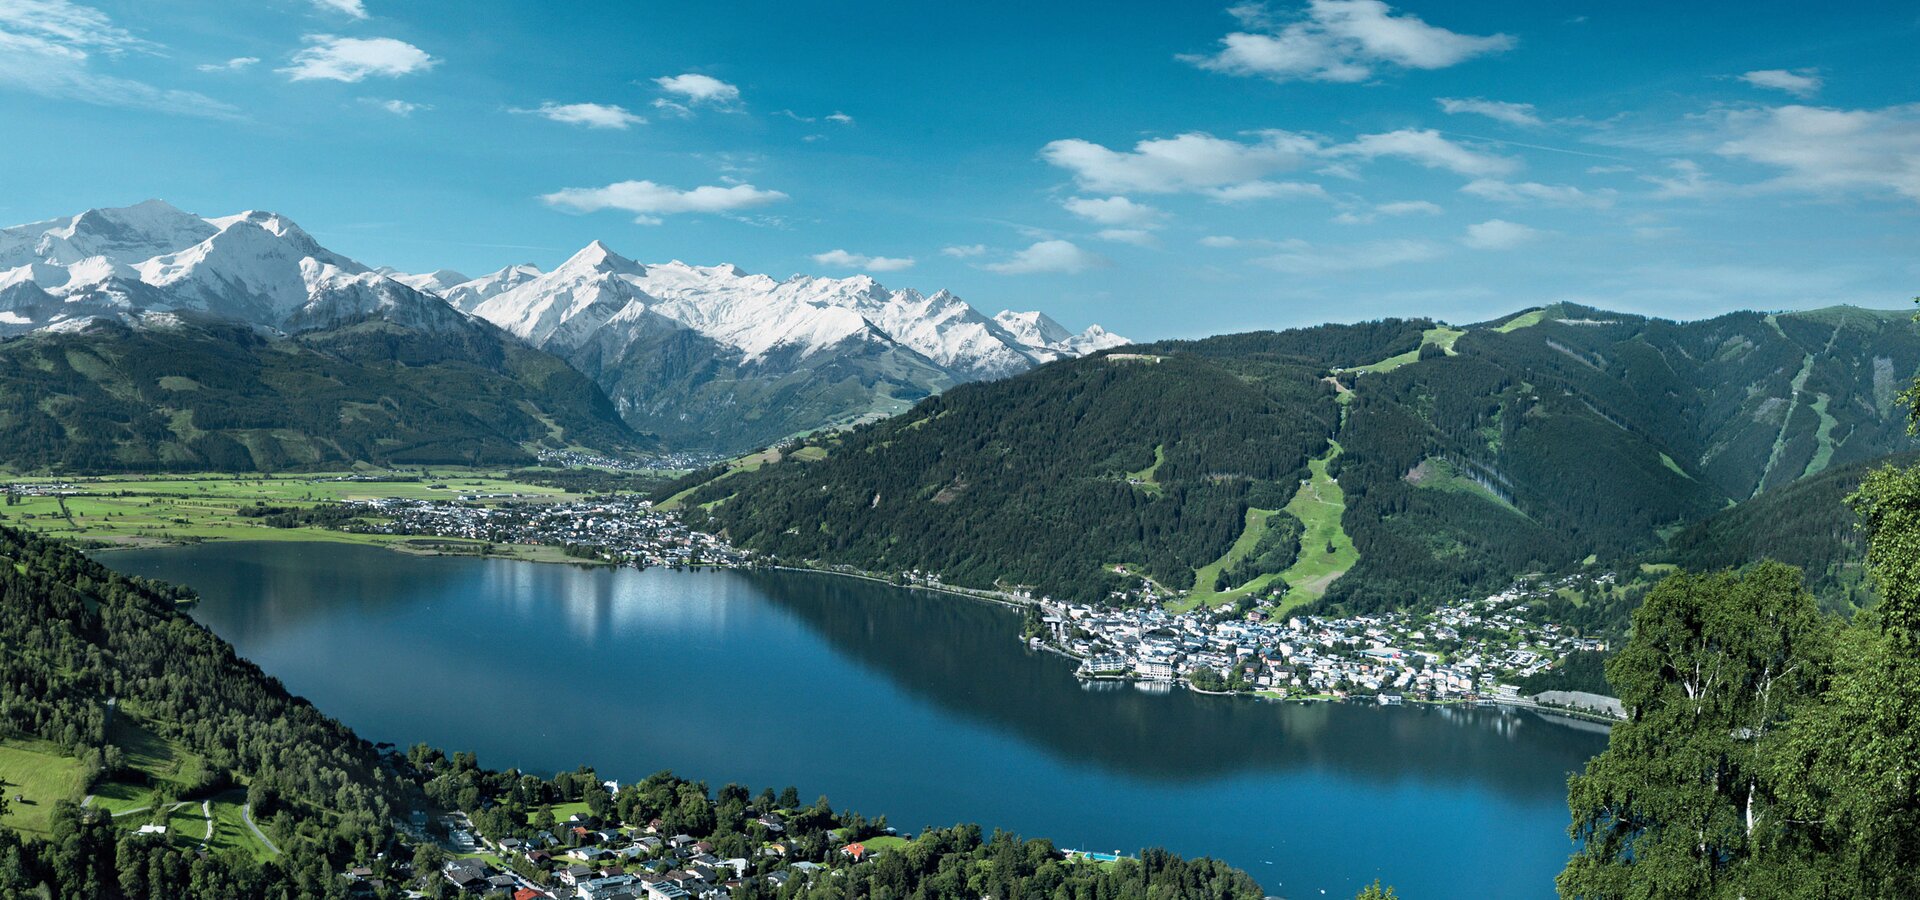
[1,0,1916,340]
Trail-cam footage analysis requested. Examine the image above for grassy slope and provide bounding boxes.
[1173,506,1283,611]
[1125,444,1166,496]
[1346,326,1468,375]
[0,740,87,834]
[1274,442,1358,614]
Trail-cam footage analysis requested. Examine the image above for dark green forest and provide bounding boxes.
[0,314,646,473]
[673,304,1920,620]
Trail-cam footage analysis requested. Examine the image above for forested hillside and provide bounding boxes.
[0,314,646,473]
[678,326,1382,603]
[678,304,1920,618]
[0,523,401,895]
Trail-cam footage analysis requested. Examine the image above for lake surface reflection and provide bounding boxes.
[103,542,1605,899]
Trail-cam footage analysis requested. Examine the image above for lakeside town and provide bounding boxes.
[340,497,752,569]
[1034,578,1614,713]
[331,493,1617,717]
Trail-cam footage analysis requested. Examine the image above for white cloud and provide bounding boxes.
[1437,96,1542,127]
[812,249,916,272]
[1095,229,1159,247]
[310,0,367,19]
[1252,237,1443,273]
[1739,68,1821,99]
[1204,179,1330,202]
[0,0,237,117]
[541,179,788,224]
[984,240,1106,275]
[1041,131,1317,194]
[1182,0,1513,84]
[519,101,644,129]
[197,56,258,73]
[1716,104,1920,203]
[1062,196,1164,226]
[1332,198,1443,223]
[1460,178,1612,207]
[283,34,434,82]
[654,73,740,106]
[1334,128,1518,177]
[1461,218,1539,249]
[826,111,854,125]
[365,97,422,116]
[940,244,988,258]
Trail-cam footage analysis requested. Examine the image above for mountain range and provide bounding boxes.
[672,304,1920,618]
[410,240,1123,449]
[0,201,1123,467]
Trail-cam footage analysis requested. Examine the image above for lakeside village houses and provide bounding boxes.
[1043,576,1609,704]
[351,806,921,900]
[345,497,749,568]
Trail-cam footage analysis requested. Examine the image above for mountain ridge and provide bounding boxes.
[2,201,1127,453]
[674,303,1920,618]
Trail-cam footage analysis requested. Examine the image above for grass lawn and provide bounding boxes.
[528,799,594,826]
[1272,441,1358,615]
[203,792,278,860]
[0,740,87,835]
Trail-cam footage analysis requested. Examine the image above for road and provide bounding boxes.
[242,802,281,856]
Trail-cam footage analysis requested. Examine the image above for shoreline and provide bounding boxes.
[85,534,1622,726]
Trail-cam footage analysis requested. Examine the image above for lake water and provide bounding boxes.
[101,542,1606,899]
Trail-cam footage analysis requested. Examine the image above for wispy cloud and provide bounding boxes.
[1716,103,1920,203]
[541,179,788,225]
[1041,131,1319,194]
[1332,129,1519,178]
[1437,96,1542,128]
[1739,68,1821,99]
[940,244,988,258]
[1251,237,1444,273]
[1205,179,1330,202]
[310,0,368,19]
[517,101,644,129]
[283,34,434,82]
[1182,0,1513,84]
[1460,179,1613,207]
[364,97,423,116]
[1332,198,1443,224]
[984,239,1107,275]
[1461,218,1540,249]
[653,72,741,114]
[0,0,237,118]
[197,56,258,73]
[1062,196,1165,227]
[812,249,915,272]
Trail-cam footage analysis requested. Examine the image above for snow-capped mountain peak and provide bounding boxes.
[379,267,471,297]
[0,202,471,337]
[456,240,1128,375]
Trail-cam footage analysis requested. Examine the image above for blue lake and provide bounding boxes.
[102,542,1606,899]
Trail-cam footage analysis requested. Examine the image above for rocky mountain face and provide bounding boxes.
[436,242,1127,450]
